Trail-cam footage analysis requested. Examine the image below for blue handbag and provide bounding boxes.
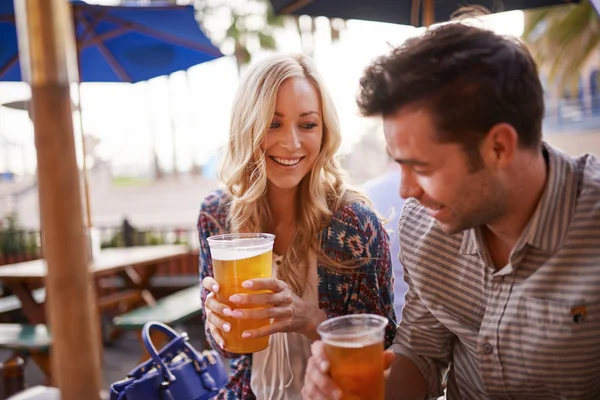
[109,321,228,400]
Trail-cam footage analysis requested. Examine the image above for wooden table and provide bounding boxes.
[0,245,191,325]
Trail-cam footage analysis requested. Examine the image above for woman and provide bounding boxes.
[198,53,396,399]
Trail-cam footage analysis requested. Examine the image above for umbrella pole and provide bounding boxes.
[76,82,93,230]
[14,0,103,398]
[423,0,435,27]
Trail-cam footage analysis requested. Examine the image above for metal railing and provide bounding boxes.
[0,223,198,266]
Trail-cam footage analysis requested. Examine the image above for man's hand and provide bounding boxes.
[302,341,396,400]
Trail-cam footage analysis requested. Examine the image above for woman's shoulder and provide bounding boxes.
[200,189,231,214]
[321,201,384,256]
[198,190,231,233]
[329,200,381,232]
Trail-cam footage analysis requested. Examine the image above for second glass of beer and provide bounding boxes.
[317,314,388,400]
[207,233,275,354]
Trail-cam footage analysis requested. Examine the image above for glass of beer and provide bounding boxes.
[317,314,388,400]
[207,233,275,354]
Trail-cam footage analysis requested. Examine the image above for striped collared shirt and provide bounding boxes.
[391,143,600,399]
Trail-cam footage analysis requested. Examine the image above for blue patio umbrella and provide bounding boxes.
[0,0,223,228]
[270,0,582,26]
[0,0,223,82]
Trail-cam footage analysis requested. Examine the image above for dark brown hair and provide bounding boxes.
[357,23,545,166]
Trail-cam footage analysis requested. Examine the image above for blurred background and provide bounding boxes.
[0,0,598,265]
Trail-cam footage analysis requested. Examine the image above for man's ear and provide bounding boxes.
[480,123,518,169]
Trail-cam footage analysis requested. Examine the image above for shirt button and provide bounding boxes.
[483,343,494,354]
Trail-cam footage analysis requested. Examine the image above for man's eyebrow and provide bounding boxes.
[386,148,430,166]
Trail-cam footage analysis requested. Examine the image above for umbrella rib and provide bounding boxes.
[78,16,132,82]
[0,53,18,78]
[74,8,109,46]
[101,14,222,57]
[280,0,315,13]
[96,44,132,82]
[78,26,132,50]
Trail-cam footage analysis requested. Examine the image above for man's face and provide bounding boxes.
[383,108,507,235]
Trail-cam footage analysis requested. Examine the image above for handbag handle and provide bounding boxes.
[142,322,183,383]
[142,321,221,391]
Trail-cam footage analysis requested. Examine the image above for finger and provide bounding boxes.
[302,378,333,400]
[207,308,232,336]
[240,319,294,339]
[311,340,327,359]
[202,276,220,293]
[228,306,293,320]
[228,290,292,306]
[384,350,396,369]
[204,293,232,317]
[305,355,342,400]
[207,323,226,350]
[240,278,288,292]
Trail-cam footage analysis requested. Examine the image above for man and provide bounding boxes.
[303,23,600,400]
[361,160,407,317]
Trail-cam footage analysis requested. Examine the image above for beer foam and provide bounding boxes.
[210,245,271,261]
[322,336,381,348]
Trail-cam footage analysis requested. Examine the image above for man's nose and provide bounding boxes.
[399,168,423,199]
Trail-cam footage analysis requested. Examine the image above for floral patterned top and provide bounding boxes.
[197,190,397,399]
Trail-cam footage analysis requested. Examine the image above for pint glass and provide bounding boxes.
[207,233,275,354]
[317,314,388,400]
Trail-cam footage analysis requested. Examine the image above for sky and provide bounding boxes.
[0,3,524,178]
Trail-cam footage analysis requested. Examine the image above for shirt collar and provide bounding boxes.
[459,143,580,255]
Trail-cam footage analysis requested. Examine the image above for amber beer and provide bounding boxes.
[317,314,388,400]
[208,233,275,354]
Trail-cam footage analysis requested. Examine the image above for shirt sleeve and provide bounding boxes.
[389,231,455,399]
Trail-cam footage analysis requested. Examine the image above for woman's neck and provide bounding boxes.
[266,184,298,228]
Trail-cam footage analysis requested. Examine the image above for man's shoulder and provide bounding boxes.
[572,152,600,221]
[398,198,436,234]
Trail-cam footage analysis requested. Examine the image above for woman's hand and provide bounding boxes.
[201,276,232,350]
[227,278,326,341]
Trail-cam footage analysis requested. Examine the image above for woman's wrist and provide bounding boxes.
[304,308,327,341]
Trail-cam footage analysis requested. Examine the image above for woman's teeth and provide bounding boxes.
[272,157,301,166]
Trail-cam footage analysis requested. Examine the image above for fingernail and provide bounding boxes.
[212,284,219,292]
[241,332,251,338]
[242,281,253,288]
[229,295,241,303]
[222,323,231,332]
[223,308,232,316]
[334,390,342,400]
[319,361,329,372]
[231,310,243,317]
[219,341,225,350]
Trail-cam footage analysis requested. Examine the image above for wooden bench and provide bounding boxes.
[0,288,46,316]
[0,324,52,382]
[113,286,203,360]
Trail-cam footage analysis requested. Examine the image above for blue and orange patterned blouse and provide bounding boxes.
[198,190,397,399]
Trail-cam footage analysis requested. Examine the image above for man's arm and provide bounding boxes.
[385,354,427,400]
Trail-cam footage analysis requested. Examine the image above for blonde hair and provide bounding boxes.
[219,53,369,295]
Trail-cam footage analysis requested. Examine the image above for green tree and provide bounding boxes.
[194,0,286,74]
[523,0,599,92]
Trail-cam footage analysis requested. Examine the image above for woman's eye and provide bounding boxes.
[302,123,317,129]
[270,122,280,129]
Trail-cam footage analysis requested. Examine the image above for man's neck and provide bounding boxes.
[485,148,548,255]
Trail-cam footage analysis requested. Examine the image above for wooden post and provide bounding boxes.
[423,0,435,27]
[13,0,103,398]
